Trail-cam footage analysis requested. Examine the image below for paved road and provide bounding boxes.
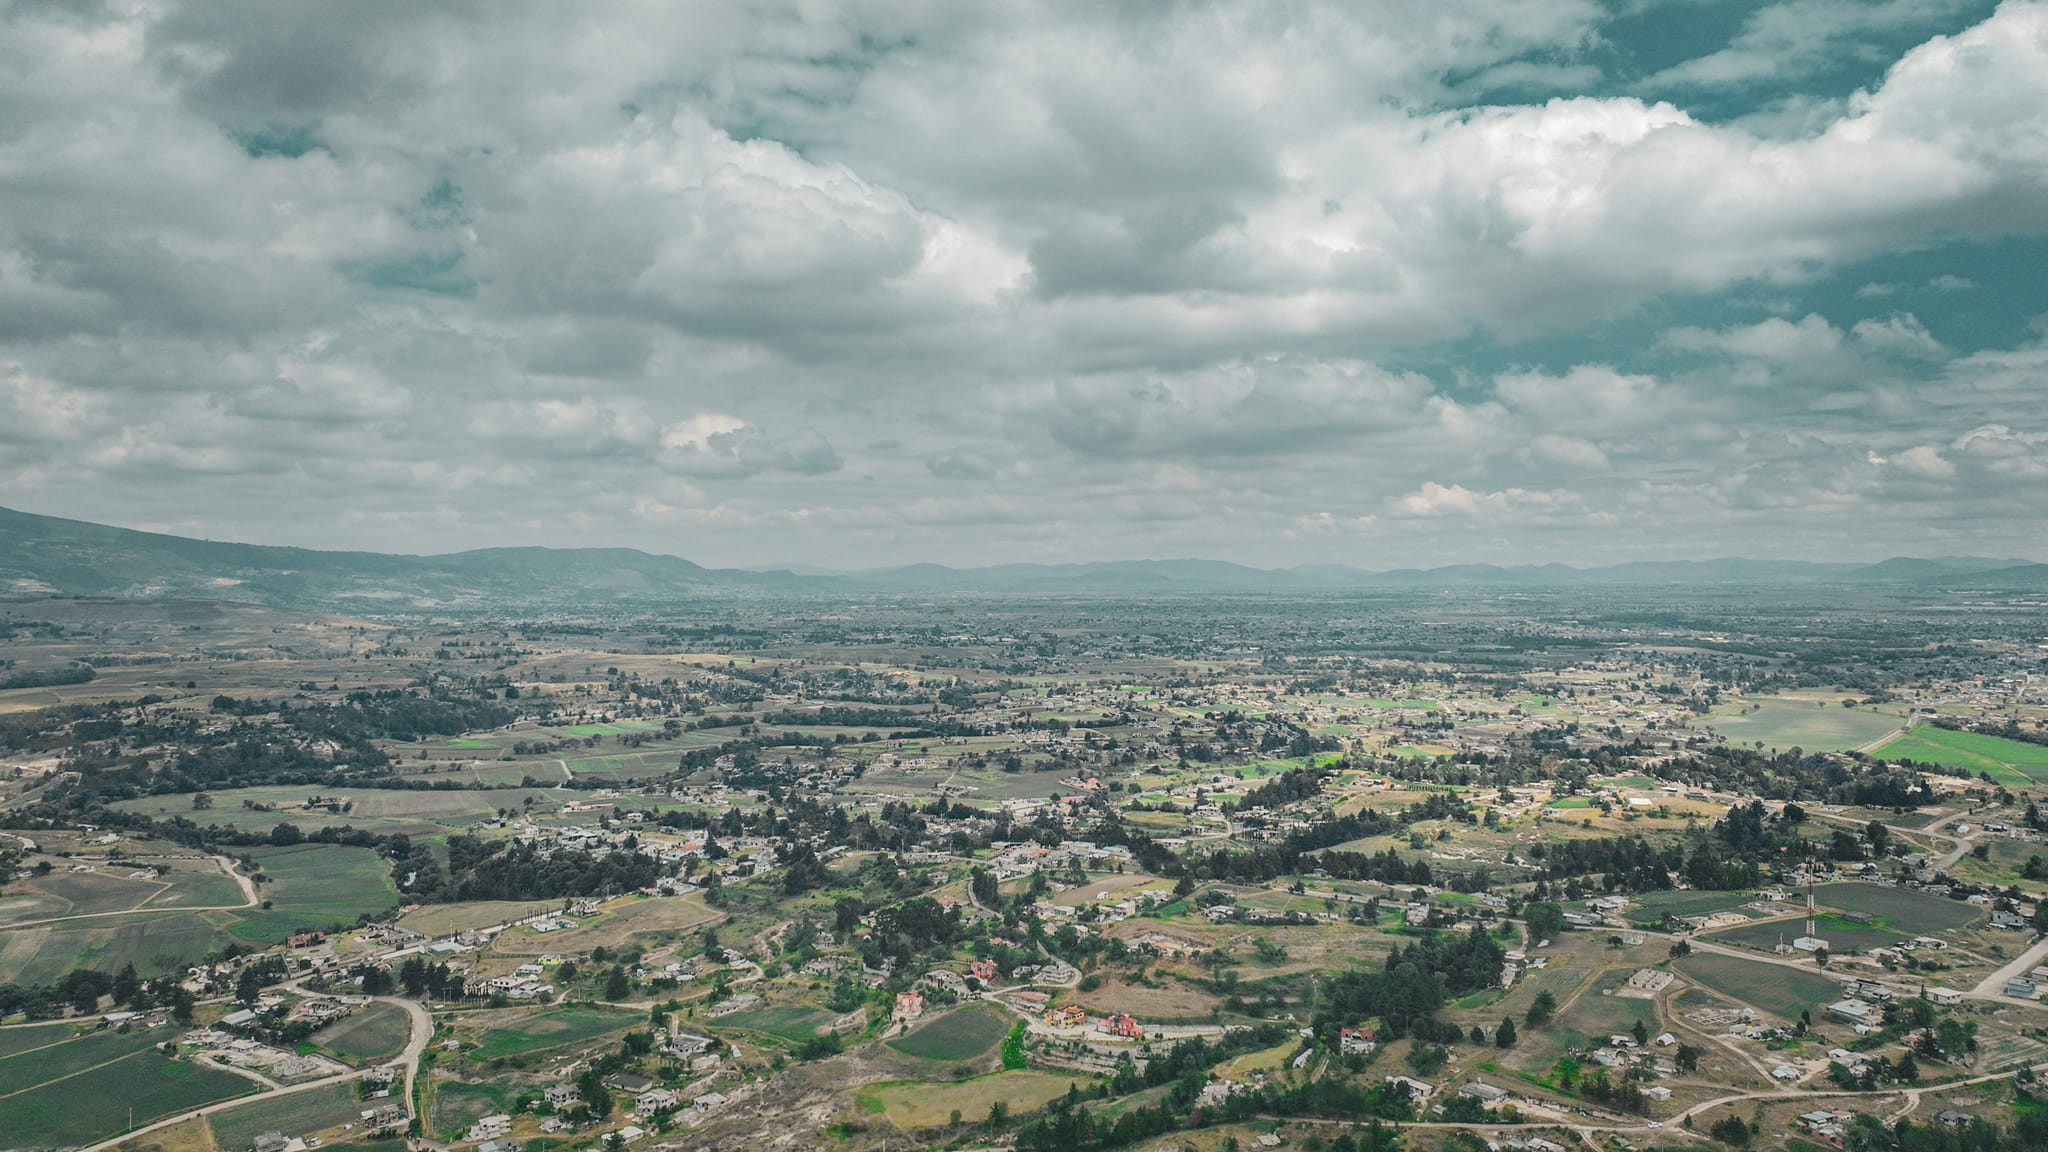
[1970,934,2048,999]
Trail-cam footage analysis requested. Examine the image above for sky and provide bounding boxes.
[3,0,2047,570]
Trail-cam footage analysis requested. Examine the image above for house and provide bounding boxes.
[1926,987,1964,1006]
[1340,1027,1375,1055]
[614,1125,646,1143]
[2004,978,2038,999]
[893,991,925,1021]
[691,1092,728,1113]
[1385,1075,1434,1101]
[602,1072,655,1095]
[544,1083,581,1110]
[1772,1065,1802,1080]
[970,959,998,981]
[1826,1000,1876,1025]
[634,1088,679,1115]
[1097,1012,1142,1039]
[1044,1005,1087,1028]
[252,1133,292,1152]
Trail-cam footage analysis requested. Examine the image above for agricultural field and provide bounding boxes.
[1673,953,1843,1021]
[1812,882,1984,933]
[310,1001,415,1062]
[857,1069,1085,1130]
[466,1005,644,1060]
[207,1082,370,1152]
[1871,725,2048,784]
[1621,890,1758,926]
[1705,696,1907,752]
[887,1004,1012,1062]
[232,843,401,943]
[714,1003,840,1043]
[0,1037,252,1150]
[1706,913,1905,954]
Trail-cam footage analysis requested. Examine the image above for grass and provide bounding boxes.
[209,1081,369,1150]
[887,1004,1011,1062]
[233,843,401,943]
[1707,696,1906,752]
[858,1069,1082,1130]
[0,911,233,985]
[1812,882,1984,933]
[312,1002,414,1062]
[0,1021,83,1058]
[431,1080,516,1139]
[1621,890,1756,926]
[468,1005,642,1060]
[1707,914,1904,953]
[1871,726,2048,784]
[0,1024,165,1096]
[1674,953,1842,1021]
[713,1004,838,1043]
[0,1048,252,1149]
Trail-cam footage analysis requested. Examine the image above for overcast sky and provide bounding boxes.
[4,1,2047,569]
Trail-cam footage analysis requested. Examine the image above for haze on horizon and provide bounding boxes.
[3,1,2047,571]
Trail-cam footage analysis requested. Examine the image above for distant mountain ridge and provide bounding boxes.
[1,504,2042,609]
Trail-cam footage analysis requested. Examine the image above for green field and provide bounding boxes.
[1871,726,2048,784]
[0,910,235,985]
[1674,952,1842,1020]
[0,1022,86,1059]
[468,1005,642,1060]
[209,1081,370,1150]
[1812,882,1983,933]
[1707,697,1906,752]
[233,843,401,943]
[312,1002,414,1062]
[714,1003,839,1043]
[1707,913,1904,954]
[1622,890,1757,926]
[0,1022,166,1095]
[0,1046,251,1149]
[431,1079,516,1138]
[887,1004,1011,1062]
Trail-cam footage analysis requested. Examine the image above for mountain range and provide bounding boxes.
[3,504,2044,609]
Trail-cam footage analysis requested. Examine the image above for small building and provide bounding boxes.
[1458,1081,1508,1103]
[2004,978,2038,1000]
[602,1073,655,1095]
[893,991,925,1021]
[1826,1000,1876,1025]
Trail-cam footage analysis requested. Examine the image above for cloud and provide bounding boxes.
[0,1,2044,565]
[658,415,842,478]
[1388,482,1574,518]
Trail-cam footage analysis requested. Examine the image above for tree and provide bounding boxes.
[1526,989,1558,1026]
[1496,1017,1517,1047]
[605,966,631,1001]
[192,792,213,810]
[1708,1117,1750,1146]
[576,1068,614,1118]
[986,1100,1009,1127]
[1632,1018,1649,1046]
[1523,901,1566,941]
[1469,1024,1487,1045]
